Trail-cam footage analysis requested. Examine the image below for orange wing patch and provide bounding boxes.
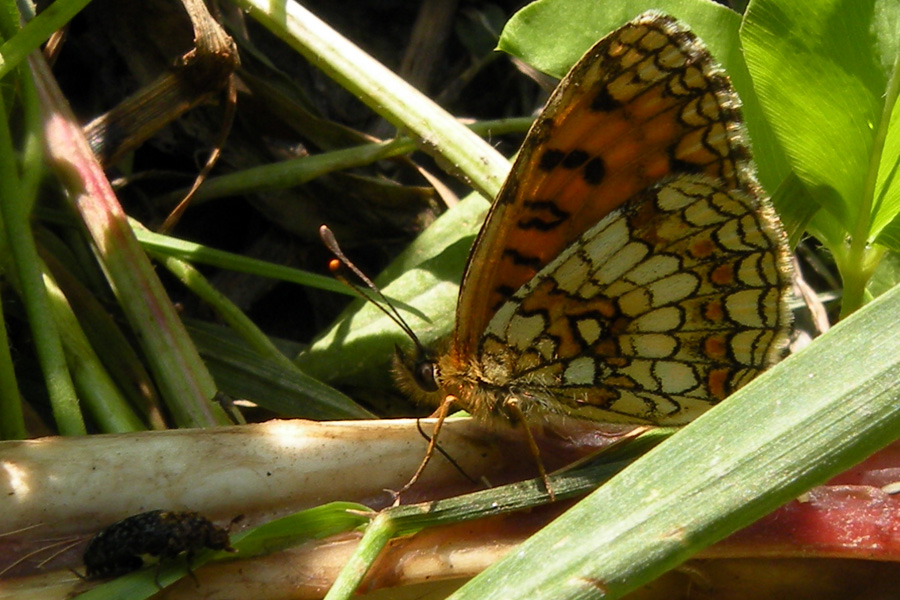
[454,13,757,358]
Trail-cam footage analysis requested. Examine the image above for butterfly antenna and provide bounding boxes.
[319,225,429,355]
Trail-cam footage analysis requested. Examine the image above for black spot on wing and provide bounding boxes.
[583,157,606,185]
[562,150,590,169]
[518,199,571,231]
[538,149,565,171]
[591,86,621,112]
[502,248,542,269]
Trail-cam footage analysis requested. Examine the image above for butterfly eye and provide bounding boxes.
[414,360,439,393]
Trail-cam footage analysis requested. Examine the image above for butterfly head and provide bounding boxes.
[395,344,440,392]
[392,341,449,407]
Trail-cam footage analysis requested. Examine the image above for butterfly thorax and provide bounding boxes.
[393,341,532,424]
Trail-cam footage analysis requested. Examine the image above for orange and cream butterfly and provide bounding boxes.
[323,12,791,494]
[389,11,792,490]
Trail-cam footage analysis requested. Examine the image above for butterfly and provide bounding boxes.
[390,11,792,493]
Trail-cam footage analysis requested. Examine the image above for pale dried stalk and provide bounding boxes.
[0,417,556,597]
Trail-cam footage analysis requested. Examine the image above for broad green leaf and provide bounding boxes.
[743,0,900,250]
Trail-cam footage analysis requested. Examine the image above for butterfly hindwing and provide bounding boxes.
[477,174,790,425]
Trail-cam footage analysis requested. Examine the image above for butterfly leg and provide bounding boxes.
[504,399,555,502]
[392,394,457,505]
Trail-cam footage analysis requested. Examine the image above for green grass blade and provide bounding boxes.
[161,137,416,204]
[445,281,900,600]
[0,75,84,435]
[31,51,229,428]
[0,285,25,439]
[0,0,94,80]
[44,272,146,432]
[323,511,394,600]
[132,225,346,295]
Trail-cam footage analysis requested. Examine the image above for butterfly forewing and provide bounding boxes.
[454,12,756,360]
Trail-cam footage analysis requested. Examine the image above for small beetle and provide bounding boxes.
[83,510,236,580]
